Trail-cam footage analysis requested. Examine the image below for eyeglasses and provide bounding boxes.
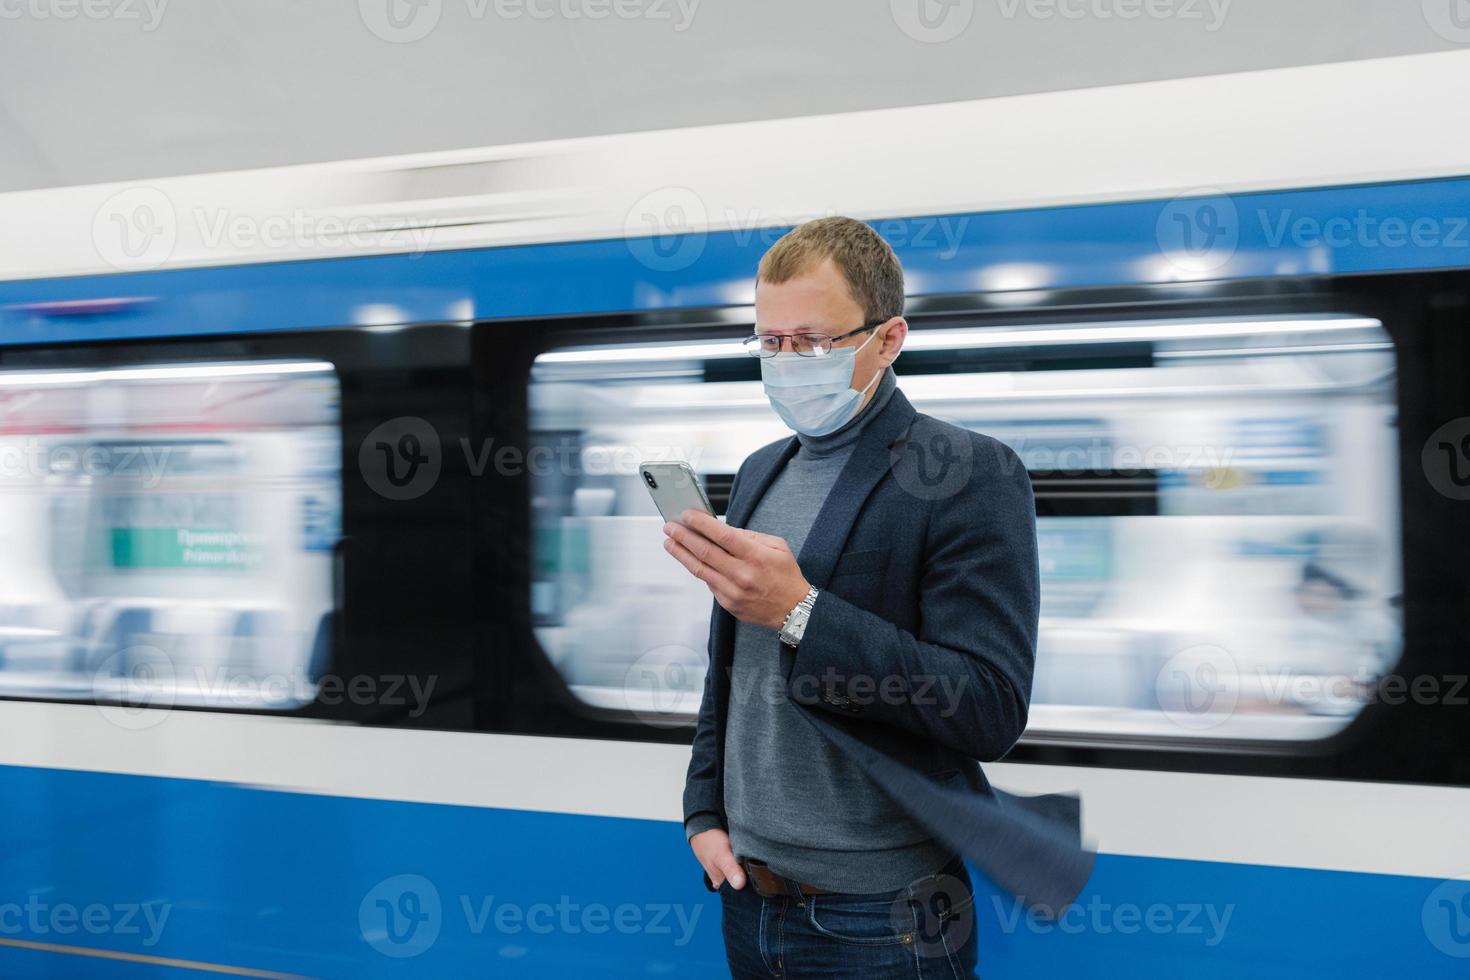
[742,321,884,358]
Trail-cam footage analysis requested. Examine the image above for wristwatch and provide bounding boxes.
[777,586,820,647]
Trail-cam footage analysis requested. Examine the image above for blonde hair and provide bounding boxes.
[757,217,905,323]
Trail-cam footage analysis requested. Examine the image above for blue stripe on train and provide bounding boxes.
[2,177,1469,347]
[0,764,1463,978]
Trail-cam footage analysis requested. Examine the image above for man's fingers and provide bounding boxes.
[681,510,758,559]
[664,520,743,579]
[664,537,739,596]
[716,852,746,890]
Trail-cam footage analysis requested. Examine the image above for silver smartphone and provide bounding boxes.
[640,462,715,523]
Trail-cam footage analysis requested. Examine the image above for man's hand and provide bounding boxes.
[690,828,746,890]
[663,510,811,630]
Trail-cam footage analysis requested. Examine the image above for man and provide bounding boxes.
[665,217,1090,979]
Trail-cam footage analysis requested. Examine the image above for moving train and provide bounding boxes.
[0,49,1468,978]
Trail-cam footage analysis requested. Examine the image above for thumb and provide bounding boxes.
[717,851,746,890]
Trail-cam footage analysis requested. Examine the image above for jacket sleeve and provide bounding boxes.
[681,462,744,833]
[681,620,724,834]
[786,435,1039,761]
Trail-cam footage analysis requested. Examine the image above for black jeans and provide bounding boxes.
[718,857,979,979]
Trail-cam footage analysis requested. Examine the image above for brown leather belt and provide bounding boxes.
[740,858,835,899]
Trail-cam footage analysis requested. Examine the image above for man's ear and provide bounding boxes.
[880,317,908,363]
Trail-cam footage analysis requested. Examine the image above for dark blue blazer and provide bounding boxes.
[683,387,1094,912]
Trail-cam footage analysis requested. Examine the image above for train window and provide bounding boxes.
[527,315,1403,744]
[0,360,341,711]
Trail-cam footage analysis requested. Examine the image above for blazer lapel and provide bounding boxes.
[796,389,917,589]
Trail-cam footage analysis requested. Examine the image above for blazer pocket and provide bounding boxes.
[830,546,891,578]
[925,768,965,789]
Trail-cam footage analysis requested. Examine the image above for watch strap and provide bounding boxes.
[778,586,820,647]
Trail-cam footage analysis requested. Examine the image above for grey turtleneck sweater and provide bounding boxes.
[686,367,954,894]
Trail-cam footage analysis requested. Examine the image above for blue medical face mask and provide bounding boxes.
[760,328,884,436]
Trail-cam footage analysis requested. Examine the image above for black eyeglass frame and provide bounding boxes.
[741,320,887,358]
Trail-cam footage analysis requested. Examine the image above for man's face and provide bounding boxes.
[753,257,903,395]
